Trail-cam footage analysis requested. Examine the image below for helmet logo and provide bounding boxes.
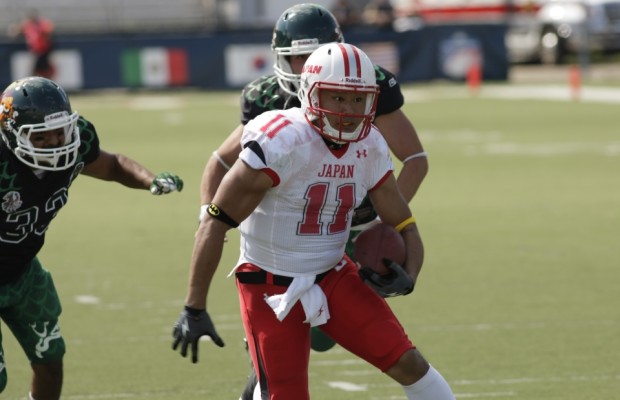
[302,65,322,74]
[291,38,319,49]
[345,77,362,83]
[0,96,17,134]
[45,111,70,123]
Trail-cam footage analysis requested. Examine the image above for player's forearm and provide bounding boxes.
[200,156,229,205]
[200,126,245,205]
[396,156,428,202]
[401,224,424,282]
[113,153,155,189]
[83,151,154,189]
[185,219,228,309]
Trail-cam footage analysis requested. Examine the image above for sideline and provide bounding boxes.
[402,63,620,104]
[477,84,619,104]
[402,84,620,104]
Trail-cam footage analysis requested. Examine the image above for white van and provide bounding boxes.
[507,0,620,64]
[393,0,620,64]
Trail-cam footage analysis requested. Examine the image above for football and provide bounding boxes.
[352,223,406,275]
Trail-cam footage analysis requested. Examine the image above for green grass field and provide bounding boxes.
[2,82,619,399]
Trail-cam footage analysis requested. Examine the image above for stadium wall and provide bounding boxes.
[0,25,507,91]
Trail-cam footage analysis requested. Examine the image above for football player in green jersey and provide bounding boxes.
[197,4,429,399]
[0,76,183,400]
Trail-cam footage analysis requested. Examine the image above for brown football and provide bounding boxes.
[353,223,406,275]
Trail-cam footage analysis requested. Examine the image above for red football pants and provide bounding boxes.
[236,256,414,400]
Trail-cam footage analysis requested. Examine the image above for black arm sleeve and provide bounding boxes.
[374,65,405,118]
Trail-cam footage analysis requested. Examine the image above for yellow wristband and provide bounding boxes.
[395,216,416,232]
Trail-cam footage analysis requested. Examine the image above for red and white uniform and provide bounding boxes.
[235,107,414,400]
[21,18,53,55]
[238,107,393,276]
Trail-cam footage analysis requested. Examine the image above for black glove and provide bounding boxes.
[172,306,225,363]
[351,195,377,227]
[359,259,415,298]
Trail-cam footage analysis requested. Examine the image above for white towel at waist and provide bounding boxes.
[264,275,329,327]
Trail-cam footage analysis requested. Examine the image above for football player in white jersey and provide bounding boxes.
[201,5,429,398]
[172,43,455,400]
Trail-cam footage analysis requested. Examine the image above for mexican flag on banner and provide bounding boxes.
[121,47,188,87]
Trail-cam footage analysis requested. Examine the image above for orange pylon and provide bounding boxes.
[467,62,482,95]
[568,65,581,101]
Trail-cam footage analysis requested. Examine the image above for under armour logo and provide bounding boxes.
[356,150,367,158]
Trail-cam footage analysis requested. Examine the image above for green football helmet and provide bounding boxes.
[0,77,80,171]
[272,3,344,96]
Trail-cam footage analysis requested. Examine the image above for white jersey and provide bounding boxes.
[237,108,393,277]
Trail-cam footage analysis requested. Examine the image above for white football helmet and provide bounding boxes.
[298,43,379,143]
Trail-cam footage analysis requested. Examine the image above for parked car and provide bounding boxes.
[506,0,620,64]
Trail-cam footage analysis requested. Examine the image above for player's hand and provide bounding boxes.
[172,306,225,363]
[359,259,415,298]
[150,172,184,195]
[351,195,377,227]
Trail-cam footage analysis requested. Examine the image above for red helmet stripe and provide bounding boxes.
[337,43,362,78]
[337,43,350,77]
[351,46,362,78]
